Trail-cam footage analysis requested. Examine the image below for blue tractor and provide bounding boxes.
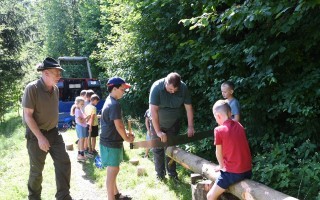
[57,57,105,130]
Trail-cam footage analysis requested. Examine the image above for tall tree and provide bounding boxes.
[78,0,103,77]
[0,0,33,120]
[43,0,80,58]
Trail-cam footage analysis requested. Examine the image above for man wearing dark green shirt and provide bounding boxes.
[22,57,72,200]
[149,72,194,181]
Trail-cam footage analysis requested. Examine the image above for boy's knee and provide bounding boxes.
[206,190,215,200]
[207,183,225,200]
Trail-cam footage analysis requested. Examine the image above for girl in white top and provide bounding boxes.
[70,96,89,161]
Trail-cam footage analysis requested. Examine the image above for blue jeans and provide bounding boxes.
[151,120,180,178]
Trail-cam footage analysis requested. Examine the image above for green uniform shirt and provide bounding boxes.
[22,78,59,130]
[149,78,191,129]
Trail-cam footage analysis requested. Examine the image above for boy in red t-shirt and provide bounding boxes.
[207,100,252,200]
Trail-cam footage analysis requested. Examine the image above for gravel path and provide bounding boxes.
[62,133,107,200]
[68,149,106,200]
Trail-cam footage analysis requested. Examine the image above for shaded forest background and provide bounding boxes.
[1,0,319,199]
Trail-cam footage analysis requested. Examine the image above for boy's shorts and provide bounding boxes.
[216,170,252,189]
[87,125,99,137]
[100,144,123,167]
[76,124,87,138]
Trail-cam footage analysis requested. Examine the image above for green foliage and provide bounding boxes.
[1,0,320,198]
[43,0,81,58]
[78,0,103,77]
[93,1,320,198]
[0,0,34,121]
[252,134,320,199]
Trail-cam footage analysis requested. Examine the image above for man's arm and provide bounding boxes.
[114,119,134,143]
[184,104,195,137]
[23,107,50,152]
[150,104,167,142]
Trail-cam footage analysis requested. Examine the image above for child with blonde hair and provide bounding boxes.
[221,81,241,122]
[207,100,251,200]
[70,96,88,161]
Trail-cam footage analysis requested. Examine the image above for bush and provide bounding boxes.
[252,134,320,199]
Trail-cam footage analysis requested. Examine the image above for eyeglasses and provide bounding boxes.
[47,69,62,77]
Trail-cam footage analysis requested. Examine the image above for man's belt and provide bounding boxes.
[130,130,214,149]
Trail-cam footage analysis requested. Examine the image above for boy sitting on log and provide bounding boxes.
[207,100,252,200]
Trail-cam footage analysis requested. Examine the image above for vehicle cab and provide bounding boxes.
[57,57,105,130]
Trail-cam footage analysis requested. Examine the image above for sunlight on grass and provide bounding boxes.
[63,124,193,200]
[1,114,193,200]
[0,113,62,200]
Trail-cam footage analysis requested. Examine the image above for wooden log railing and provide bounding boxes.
[166,147,299,200]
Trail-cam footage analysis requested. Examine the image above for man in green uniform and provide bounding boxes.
[149,72,195,181]
[22,57,72,200]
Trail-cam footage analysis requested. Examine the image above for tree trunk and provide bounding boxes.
[166,147,298,200]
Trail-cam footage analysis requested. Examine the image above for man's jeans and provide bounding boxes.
[26,127,72,200]
[151,120,180,178]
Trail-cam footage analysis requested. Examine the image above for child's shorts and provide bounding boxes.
[87,125,99,137]
[76,124,87,139]
[100,144,123,167]
[216,170,252,189]
[84,126,89,137]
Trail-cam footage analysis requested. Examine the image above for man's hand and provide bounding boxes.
[157,131,167,143]
[37,135,50,152]
[187,126,195,137]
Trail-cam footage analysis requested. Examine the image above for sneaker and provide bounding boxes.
[156,175,166,182]
[77,154,87,162]
[85,151,94,158]
[115,193,132,200]
[92,150,99,155]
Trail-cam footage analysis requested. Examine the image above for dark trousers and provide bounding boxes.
[26,128,72,200]
[151,120,180,178]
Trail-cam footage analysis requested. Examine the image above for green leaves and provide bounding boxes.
[5,1,318,197]
[0,0,33,120]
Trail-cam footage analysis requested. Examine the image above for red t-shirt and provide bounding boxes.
[214,119,252,173]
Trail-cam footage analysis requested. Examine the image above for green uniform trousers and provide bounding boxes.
[26,127,72,200]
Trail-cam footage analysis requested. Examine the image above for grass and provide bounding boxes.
[0,112,193,200]
[0,112,57,200]
[65,125,193,200]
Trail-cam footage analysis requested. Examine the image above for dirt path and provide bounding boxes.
[62,133,107,200]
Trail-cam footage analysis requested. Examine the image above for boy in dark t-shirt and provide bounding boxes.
[100,77,134,199]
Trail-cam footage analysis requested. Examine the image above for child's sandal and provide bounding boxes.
[115,193,132,200]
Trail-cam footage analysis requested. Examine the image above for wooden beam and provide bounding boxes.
[166,147,298,200]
